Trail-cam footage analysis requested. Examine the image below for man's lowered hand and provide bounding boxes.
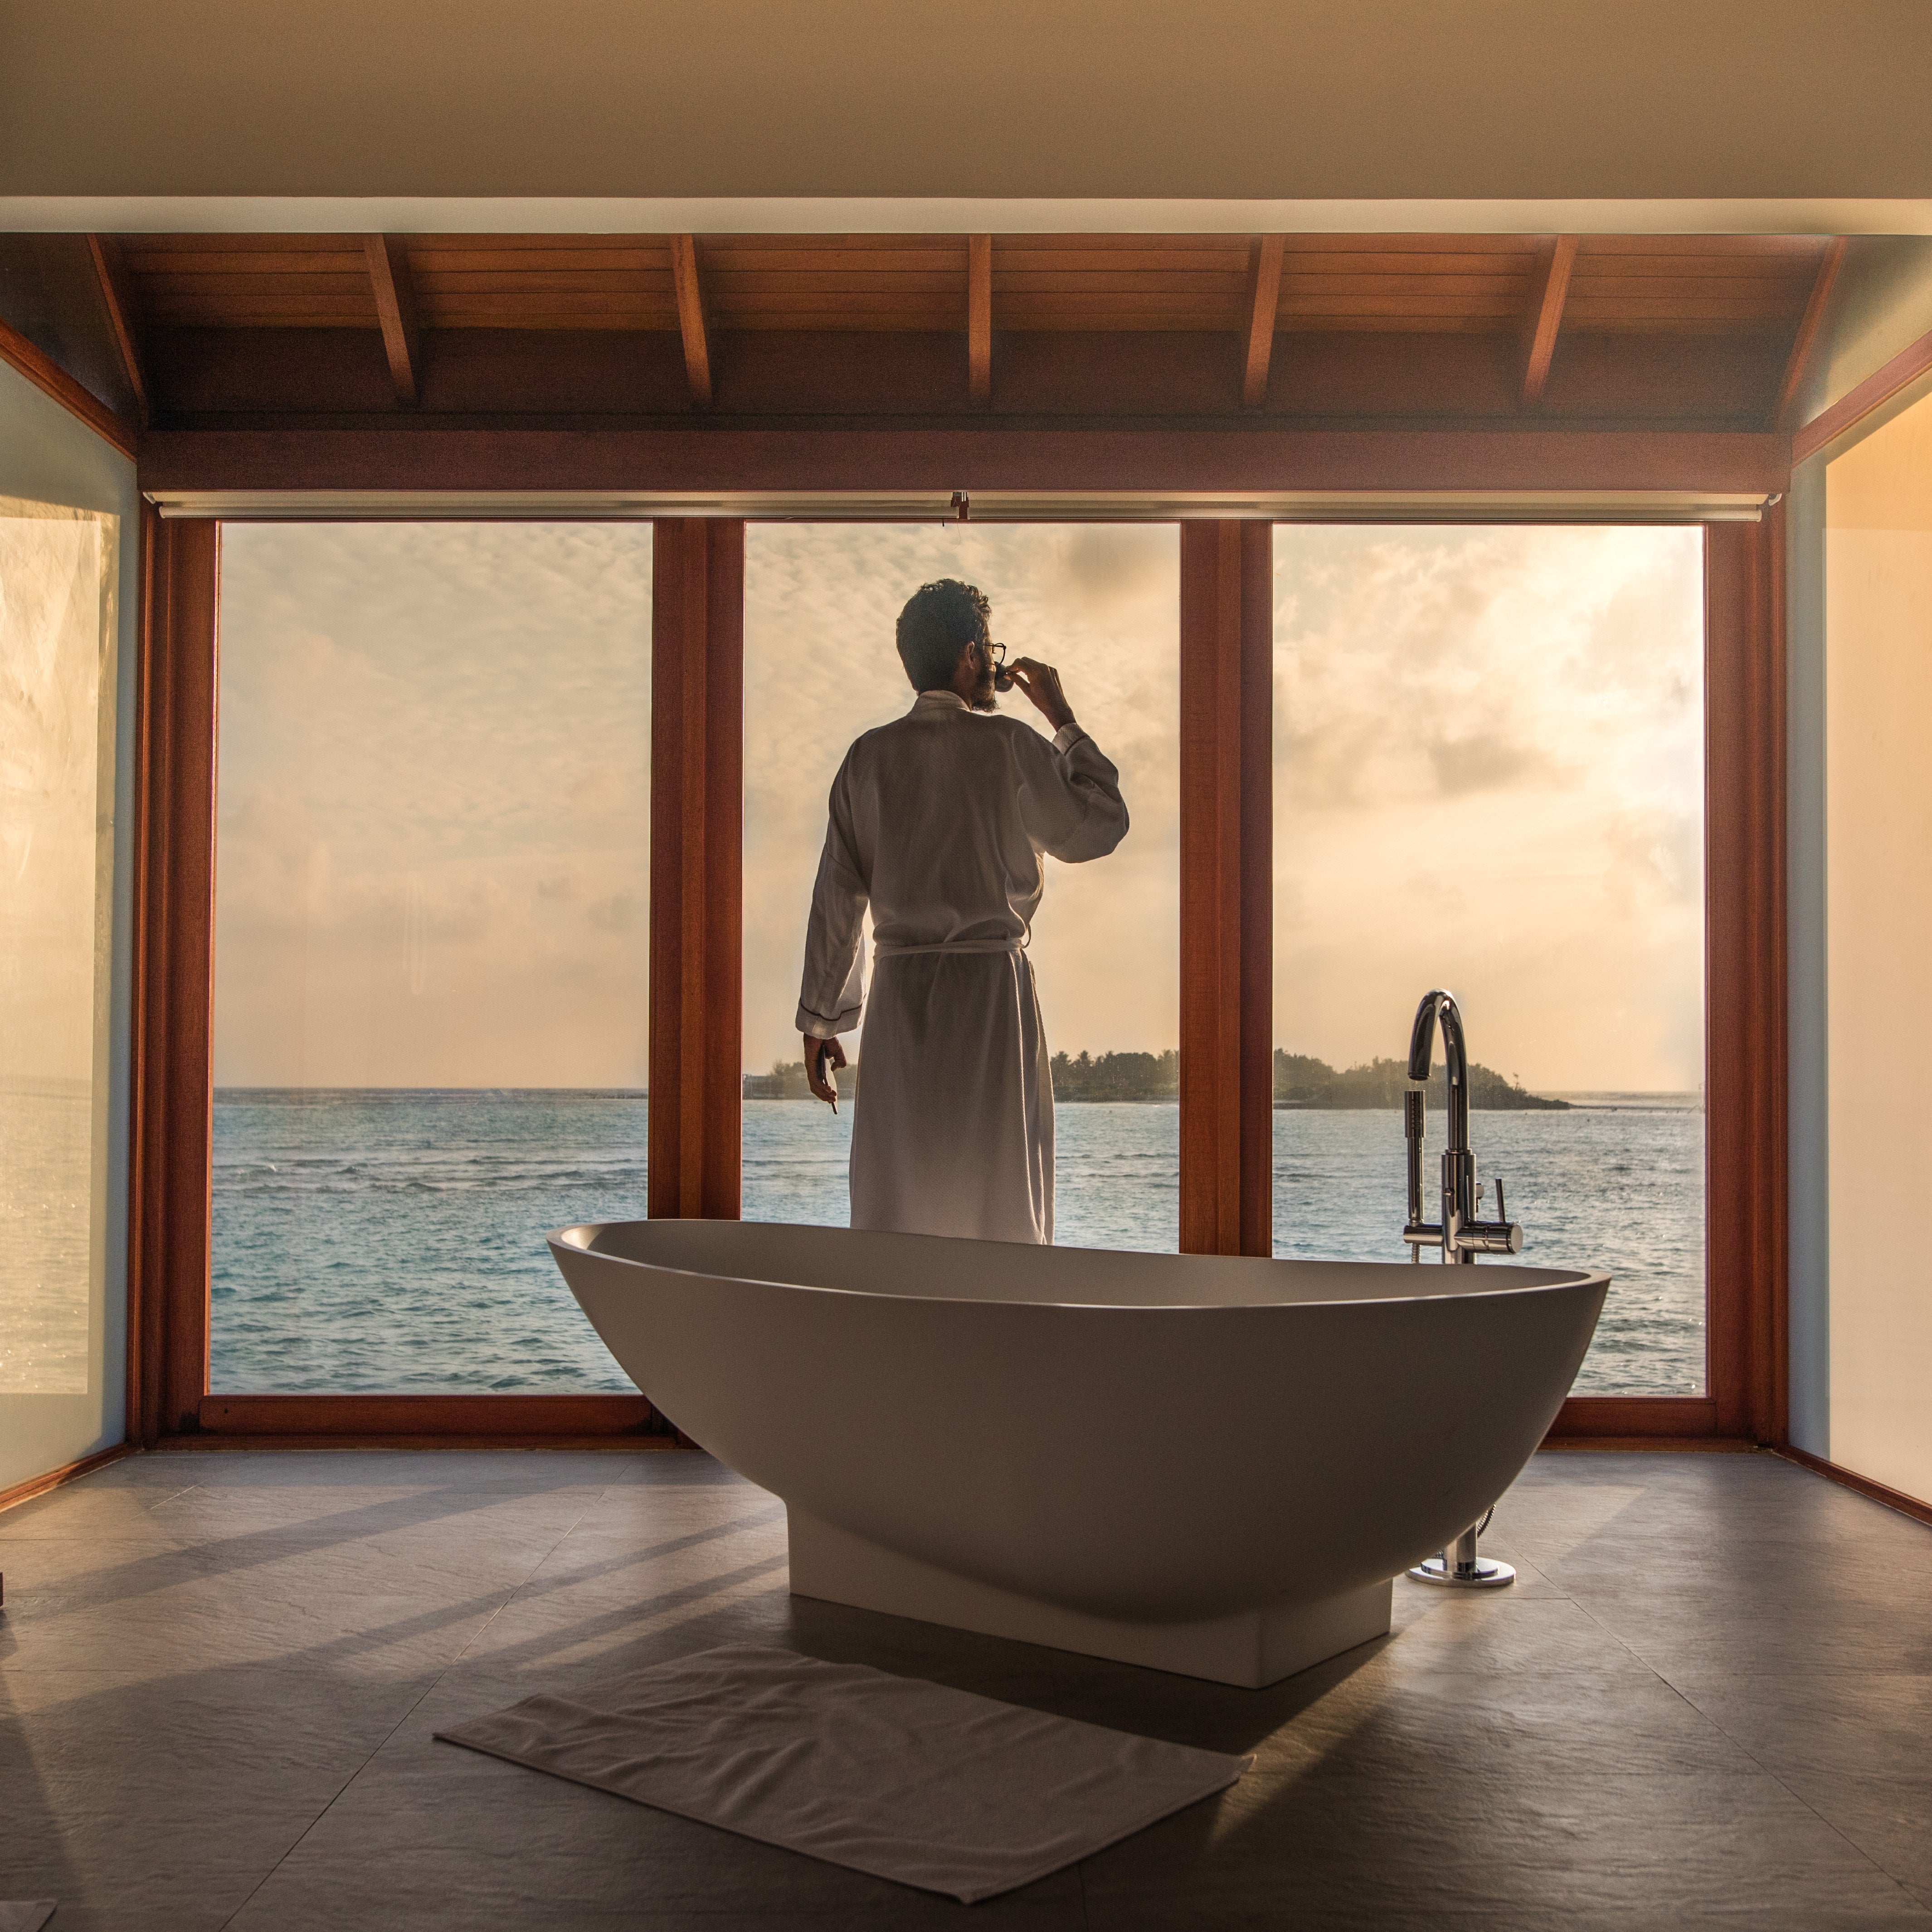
[803,1032,847,1107]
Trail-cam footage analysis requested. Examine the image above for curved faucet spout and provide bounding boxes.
[1407,988,1470,1155]
[1401,988,1522,1270]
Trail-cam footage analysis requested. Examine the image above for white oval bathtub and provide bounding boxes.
[549,1220,1608,1688]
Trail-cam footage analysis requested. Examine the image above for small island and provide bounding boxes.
[748,1047,1566,1110]
[1270,1051,1569,1111]
[1048,1048,1564,1108]
[745,1059,858,1099]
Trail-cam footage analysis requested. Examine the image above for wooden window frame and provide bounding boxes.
[128,473,1787,1451]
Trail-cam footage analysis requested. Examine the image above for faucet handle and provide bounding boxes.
[1490,1176,1525,1254]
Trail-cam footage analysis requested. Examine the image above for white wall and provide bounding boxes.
[1787,237,1932,1475]
[0,356,138,1490]
[1817,394,1932,1503]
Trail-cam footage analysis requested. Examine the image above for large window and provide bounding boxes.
[1825,389,1932,1504]
[0,496,119,1476]
[1271,526,1707,1392]
[741,523,1181,1250]
[211,524,651,1392]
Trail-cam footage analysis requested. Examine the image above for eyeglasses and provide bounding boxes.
[979,640,1007,667]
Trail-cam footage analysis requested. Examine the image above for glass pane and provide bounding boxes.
[0,499,116,1403]
[743,525,1179,1249]
[211,524,651,1392]
[1826,389,1932,1501]
[1272,526,1706,1393]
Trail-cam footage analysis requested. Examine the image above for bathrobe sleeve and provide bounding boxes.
[794,754,871,1038]
[1016,722,1131,864]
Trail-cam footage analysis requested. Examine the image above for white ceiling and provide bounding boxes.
[2,0,1927,231]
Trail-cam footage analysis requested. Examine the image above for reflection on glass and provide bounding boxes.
[1271,526,1706,1393]
[211,524,650,1392]
[742,524,1180,1250]
[0,501,116,1396]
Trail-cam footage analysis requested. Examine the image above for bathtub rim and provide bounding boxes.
[546,1218,1611,1316]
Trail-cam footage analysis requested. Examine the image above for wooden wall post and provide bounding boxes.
[648,519,745,1220]
[1706,510,1789,1444]
[1178,521,1273,1256]
[127,509,219,1445]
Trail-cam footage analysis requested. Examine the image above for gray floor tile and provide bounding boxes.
[1776,1768,1932,1905]
[224,1715,1087,1927]
[0,1662,426,1924]
[1085,1904,1932,1932]
[1668,1667,1932,1779]
[0,1484,204,1547]
[1077,1761,1921,1922]
[0,1560,517,1681]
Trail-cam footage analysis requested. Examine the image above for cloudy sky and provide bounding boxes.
[1273,524,1704,1092]
[214,517,1703,1094]
[215,522,652,1087]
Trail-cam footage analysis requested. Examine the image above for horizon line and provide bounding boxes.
[211,1081,1704,1097]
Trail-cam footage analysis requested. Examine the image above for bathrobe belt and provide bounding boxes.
[871,937,1027,959]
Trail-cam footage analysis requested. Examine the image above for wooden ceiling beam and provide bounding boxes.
[86,234,150,428]
[1520,235,1578,407]
[137,425,1791,498]
[968,235,992,408]
[0,310,137,457]
[672,235,713,407]
[1241,234,1285,409]
[1773,237,1846,430]
[362,236,422,405]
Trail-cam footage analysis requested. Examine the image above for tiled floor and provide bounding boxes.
[3,1446,1930,1929]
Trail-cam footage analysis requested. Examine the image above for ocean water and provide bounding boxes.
[211,1090,1703,1395]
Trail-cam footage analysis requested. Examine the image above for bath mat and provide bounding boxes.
[436,1644,1249,1903]
[0,1906,57,1932]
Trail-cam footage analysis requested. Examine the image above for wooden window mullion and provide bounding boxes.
[1178,521,1272,1256]
[648,518,745,1221]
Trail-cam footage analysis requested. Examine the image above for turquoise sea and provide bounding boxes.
[210,1091,1703,1397]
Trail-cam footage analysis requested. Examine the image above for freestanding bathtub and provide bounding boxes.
[548,1220,1608,1688]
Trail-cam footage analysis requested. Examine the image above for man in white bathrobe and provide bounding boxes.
[795,578,1129,1243]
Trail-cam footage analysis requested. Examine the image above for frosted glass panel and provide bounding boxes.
[0,501,116,1397]
[211,524,650,1392]
[742,525,1180,1250]
[1271,526,1706,1393]
[1826,389,1932,1506]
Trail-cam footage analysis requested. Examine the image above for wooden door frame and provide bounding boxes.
[1547,512,1786,1443]
[127,510,219,1446]
[128,482,1787,1450]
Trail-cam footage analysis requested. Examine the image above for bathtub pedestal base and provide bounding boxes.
[787,1510,1392,1689]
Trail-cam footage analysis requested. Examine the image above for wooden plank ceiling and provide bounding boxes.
[119,231,1830,334]
[98,230,1840,427]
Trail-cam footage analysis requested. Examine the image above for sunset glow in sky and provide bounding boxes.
[214,518,1703,1094]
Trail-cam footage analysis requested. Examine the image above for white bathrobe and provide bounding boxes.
[796,689,1130,1243]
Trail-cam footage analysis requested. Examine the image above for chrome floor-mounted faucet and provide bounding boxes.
[1402,988,1523,1265]
[1402,988,1521,1588]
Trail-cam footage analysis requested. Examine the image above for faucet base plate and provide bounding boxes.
[1406,1555,1516,1589]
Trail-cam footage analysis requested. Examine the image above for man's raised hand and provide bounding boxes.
[1004,657,1076,733]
